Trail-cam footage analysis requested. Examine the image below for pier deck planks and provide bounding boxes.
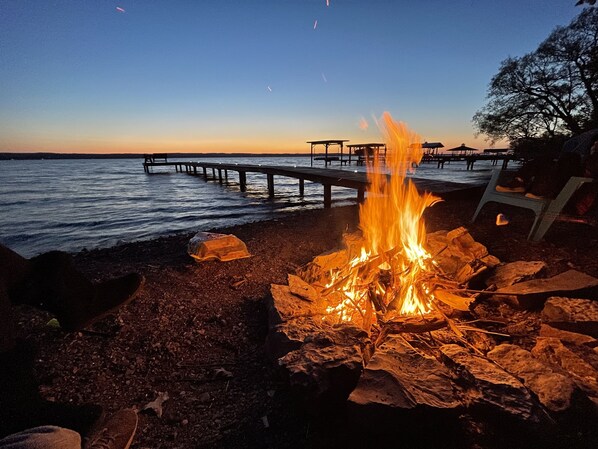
[142,161,484,207]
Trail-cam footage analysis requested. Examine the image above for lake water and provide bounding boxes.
[0,155,497,257]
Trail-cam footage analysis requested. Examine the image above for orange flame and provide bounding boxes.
[325,113,440,321]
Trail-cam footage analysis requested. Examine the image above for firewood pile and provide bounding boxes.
[266,228,598,446]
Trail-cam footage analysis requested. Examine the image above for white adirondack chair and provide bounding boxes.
[471,169,593,241]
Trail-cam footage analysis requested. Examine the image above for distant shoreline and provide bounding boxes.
[0,152,312,161]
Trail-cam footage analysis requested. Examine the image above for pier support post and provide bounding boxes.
[323,184,332,208]
[225,170,228,181]
[203,167,207,180]
[267,174,274,197]
[218,169,223,183]
[357,188,365,203]
[212,168,216,178]
[299,178,304,196]
[239,171,247,192]
[193,166,197,175]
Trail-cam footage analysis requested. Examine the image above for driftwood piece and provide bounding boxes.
[487,344,582,414]
[439,344,540,422]
[348,336,461,412]
[485,261,547,289]
[541,296,598,338]
[493,270,598,308]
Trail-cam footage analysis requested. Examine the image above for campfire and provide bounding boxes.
[304,113,477,338]
[265,113,598,446]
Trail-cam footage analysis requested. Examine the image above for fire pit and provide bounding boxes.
[265,114,598,447]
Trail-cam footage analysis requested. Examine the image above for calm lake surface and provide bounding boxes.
[0,155,497,257]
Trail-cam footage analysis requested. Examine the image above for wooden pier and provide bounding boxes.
[143,160,486,208]
[420,153,520,170]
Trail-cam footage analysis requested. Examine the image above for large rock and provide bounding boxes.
[487,344,580,414]
[426,227,500,284]
[266,317,369,361]
[348,336,461,413]
[532,337,598,402]
[541,296,598,338]
[278,333,367,402]
[295,249,350,286]
[187,232,250,262]
[485,261,547,289]
[439,344,538,421]
[266,316,327,360]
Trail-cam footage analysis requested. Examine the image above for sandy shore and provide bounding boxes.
[14,194,598,448]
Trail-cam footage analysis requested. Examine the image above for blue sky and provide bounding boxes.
[0,0,582,153]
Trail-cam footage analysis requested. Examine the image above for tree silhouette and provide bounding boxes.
[473,8,598,144]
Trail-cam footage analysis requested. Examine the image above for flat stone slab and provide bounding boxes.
[288,274,320,302]
[348,336,460,412]
[539,324,598,347]
[541,296,598,338]
[266,317,369,361]
[485,261,547,289]
[493,270,598,307]
[439,344,538,421]
[487,344,579,414]
[267,284,328,326]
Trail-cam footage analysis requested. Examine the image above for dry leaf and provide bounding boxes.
[142,391,169,418]
[213,367,233,378]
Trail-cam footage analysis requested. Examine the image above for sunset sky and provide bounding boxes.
[0,1,582,154]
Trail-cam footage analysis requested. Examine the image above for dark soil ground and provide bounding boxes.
[14,192,598,449]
